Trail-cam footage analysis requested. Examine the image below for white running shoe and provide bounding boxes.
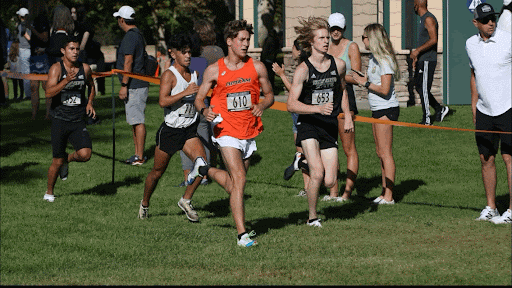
[295,189,307,197]
[490,209,512,224]
[43,193,55,202]
[237,231,257,247]
[138,201,149,219]
[333,197,349,203]
[186,157,207,185]
[178,197,199,222]
[307,218,322,227]
[475,206,499,221]
[378,198,395,205]
[372,196,384,204]
[321,195,333,202]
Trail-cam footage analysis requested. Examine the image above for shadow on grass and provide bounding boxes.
[0,162,41,184]
[68,176,142,196]
[201,195,252,219]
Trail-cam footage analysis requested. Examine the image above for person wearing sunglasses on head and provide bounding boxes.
[466,3,512,224]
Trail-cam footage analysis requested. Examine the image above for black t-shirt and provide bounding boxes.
[30,14,50,53]
[47,30,69,65]
[298,54,342,125]
[116,28,149,89]
[50,61,88,122]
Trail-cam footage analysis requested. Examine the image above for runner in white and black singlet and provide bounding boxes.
[43,36,96,202]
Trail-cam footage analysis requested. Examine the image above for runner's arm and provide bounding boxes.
[158,70,199,108]
[195,64,219,122]
[45,63,73,98]
[83,63,96,118]
[253,60,274,116]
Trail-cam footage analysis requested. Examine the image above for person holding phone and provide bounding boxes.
[352,23,400,205]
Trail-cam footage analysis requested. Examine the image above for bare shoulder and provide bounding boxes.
[161,68,176,83]
[203,61,220,80]
[348,41,360,52]
[334,57,346,72]
[252,58,267,74]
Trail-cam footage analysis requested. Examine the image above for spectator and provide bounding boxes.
[16,8,31,102]
[27,0,50,120]
[466,3,511,224]
[114,6,149,165]
[47,5,74,66]
[275,38,311,197]
[74,4,105,95]
[8,40,24,101]
[325,12,361,202]
[411,0,449,125]
[352,23,401,205]
[260,13,280,93]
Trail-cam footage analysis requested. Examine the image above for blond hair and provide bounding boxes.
[364,23,401,81]
[294,16,329,53]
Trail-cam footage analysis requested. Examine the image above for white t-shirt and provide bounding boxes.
[163,66,199,128]
[466,28,512,116]
[366,55,399,111]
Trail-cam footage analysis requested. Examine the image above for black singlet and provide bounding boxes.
[50,61,87,122]
[298,54,342,125]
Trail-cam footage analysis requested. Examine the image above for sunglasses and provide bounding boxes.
[361,35,368,41]
[477,15,497,24]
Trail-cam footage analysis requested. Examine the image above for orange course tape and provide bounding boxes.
[267,98,512,135]
[2,69,509,135]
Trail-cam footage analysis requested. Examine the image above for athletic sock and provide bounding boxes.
[237,232,247,240]
[198,165,210,176]
[298,158,309,171]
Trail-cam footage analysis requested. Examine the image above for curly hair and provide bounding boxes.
[223,19,253,42]
[294,16,329,53]
[194,19,216,46]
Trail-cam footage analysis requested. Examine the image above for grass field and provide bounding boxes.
[1,77,511,285]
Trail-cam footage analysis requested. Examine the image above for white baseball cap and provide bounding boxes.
[113,6,135,20]
[328,13,346,29]
[504,0,512,6]
[16,8,29,17]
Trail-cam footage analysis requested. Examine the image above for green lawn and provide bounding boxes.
[1,77,510,285]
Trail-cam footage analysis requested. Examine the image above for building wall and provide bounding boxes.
[235,0,445,107]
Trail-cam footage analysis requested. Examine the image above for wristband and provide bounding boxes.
[364,81,371,88]
[121,83,128,87]
[200,107,206,116]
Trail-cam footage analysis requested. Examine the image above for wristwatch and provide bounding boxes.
[364,81,371,88]
[121,82,128,87]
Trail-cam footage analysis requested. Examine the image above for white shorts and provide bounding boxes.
[212,136,257,160]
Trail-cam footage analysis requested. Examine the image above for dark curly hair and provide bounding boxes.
[223,19,253,42]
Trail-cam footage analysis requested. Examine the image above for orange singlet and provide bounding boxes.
[211,57,263,139]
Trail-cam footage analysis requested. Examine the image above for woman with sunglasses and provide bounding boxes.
[352,23,401,205]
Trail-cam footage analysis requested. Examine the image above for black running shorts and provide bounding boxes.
[155,120,199,156]
[51,118,92,159]
[475,108,512,157]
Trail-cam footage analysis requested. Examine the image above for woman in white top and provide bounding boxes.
[352,23,401,205]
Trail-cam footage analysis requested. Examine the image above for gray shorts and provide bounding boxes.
[125,87,149,125]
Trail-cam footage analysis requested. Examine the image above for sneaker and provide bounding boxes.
[307,218,322,227]
[296,189,307,197]
[237,231,258,247]
[43,193,55,202]
[418,118,432,125]
[475,206,499,221]
[378,198,395,205]
[372,196,384,204]
[321,195,334,202]
[59,162,68,181]
[284,152,302,180]
[200,178,210,186]
[436,106,450,122]
[490,209,512,224]
[124,155,145,165]
[333,197,349,203]
[178,197,199,222]
[138,201,149,219]
[186,157,207,185]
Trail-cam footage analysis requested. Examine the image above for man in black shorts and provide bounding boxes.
[43,36,96,202]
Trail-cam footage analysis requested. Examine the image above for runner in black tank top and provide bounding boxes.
[43,37,96,202]
[50,60,87,122]
[297,54,342,126]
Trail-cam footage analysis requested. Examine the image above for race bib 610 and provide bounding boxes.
[227,91,252,111]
